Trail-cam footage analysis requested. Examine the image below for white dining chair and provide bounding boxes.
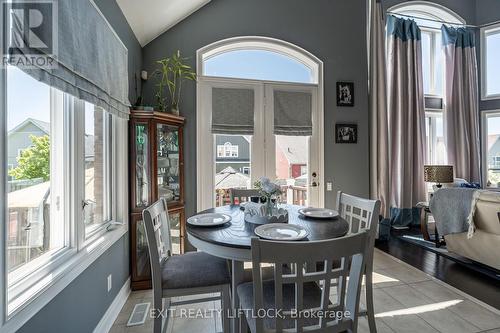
[336,191,381,333]
[142,198,232,333]
[229,188,261,205]
[237,232,369,333]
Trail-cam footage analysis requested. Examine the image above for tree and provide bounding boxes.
[9,135,50,181]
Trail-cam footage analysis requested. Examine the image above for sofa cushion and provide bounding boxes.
[474,192,500,235]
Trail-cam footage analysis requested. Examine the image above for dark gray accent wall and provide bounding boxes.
[142,0,370,213]
[476,0,500,111]
[17,0,141,332]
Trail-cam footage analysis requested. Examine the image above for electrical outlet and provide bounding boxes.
[107,274,112,292]
[326,181,333,191]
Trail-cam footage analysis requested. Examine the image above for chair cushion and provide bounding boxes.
[161,252,230,289]
[237,280,333,332]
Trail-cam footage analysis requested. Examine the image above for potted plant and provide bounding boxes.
[154,50,196,115]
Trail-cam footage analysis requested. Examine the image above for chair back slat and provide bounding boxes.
[142,199,172,291]
[229,188,260,205]
[336,191,380,239]
[250,232,368,333]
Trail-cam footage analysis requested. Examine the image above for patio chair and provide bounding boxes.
[237,232,369,333]
[142,198,232,333]
[229,188,260,205]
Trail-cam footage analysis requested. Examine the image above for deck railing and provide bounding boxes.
[215,186,308,207]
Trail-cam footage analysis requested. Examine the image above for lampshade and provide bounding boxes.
[424,165,454,183]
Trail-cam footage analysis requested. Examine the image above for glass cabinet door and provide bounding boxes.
[134,123,149,208]
[132,216,151,280]
[156,124,181,204]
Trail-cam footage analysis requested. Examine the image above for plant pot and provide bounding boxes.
[171,106,180,116]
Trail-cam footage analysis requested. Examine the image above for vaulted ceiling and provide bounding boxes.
[116,0,211,46]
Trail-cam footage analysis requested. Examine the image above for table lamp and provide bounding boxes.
[424,165,454,188]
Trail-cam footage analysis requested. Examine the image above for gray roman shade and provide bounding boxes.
[212,88,254,134]
[274,91,312,136]
[7,0,130,119]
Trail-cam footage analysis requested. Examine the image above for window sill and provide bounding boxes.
[2,223,128,333]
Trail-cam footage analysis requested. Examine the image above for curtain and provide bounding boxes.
[274,91,312,136]
[7,0,130,119]
[386,15,427,226]
[212,88,255,134]
[442,26,481,183]
[369,0,390,218]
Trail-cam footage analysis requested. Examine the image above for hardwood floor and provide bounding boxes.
[375,228,500,310]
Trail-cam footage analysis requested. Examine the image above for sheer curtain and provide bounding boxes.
[386,15,427,226]
[442,26,481,183]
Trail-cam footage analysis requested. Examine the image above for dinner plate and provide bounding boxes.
[254,223,309,241]
[187,213,231,227]
[298,207,339,219]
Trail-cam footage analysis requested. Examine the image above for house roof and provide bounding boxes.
[116,0,211,46]
[276,136,308,165]
[215,167,250,189]
[8,118,50,137]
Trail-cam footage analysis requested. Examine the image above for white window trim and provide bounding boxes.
[481,23,500,101]
[196,36,324,211]
[481,109,500,189]
[1,90,129,332]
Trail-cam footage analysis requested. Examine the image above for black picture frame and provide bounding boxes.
[335,124,357,144]
[336,82,354,107]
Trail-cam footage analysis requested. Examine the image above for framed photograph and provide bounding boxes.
[335,124,357,144]
[336,82,354,107]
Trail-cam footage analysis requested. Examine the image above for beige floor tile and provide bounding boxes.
[171,316,216,333]
[109,324,127,333]
[387,284,481,333]
[375,264,431,287]
[482,329,500,333]
[373,250,402,270]
[357,316,395,333]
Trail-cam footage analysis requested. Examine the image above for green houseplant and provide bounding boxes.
[155,50,196,115]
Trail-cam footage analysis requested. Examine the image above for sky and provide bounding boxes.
[486,32,500,96]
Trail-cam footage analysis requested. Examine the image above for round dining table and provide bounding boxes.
[186,204,349,333]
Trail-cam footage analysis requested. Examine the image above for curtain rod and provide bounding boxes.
[387,11,500,29]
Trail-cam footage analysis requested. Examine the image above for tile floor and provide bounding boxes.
[110,250,500,333]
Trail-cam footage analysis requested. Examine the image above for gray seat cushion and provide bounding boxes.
[161,252,230,289]
[237,280,333,332]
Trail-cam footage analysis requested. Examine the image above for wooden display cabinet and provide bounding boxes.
[129,110,185,290]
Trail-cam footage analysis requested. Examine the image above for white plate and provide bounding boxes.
[254,223,309,241]
[187,213,231,227]
[298,207,339,219]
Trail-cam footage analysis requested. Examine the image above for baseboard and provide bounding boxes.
[94,277,131,333]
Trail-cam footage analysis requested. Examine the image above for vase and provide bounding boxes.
[171,106,179,116]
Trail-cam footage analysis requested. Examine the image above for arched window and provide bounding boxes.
[388,2,464,165]
[198,37,319,84]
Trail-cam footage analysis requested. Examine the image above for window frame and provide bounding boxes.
[0,74,128,332]
[421,27,444,97]
[481,110,500,189]
[481,23,500,100]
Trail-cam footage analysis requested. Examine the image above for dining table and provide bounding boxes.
[186,204,350,333]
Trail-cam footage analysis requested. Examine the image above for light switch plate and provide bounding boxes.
[326,181,333,191]
[107,274,112,292]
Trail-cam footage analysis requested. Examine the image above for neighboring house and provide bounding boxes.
[7,118,50,173]
[276,136,307,180]
[215,135,251,174]
[488,134,500,168]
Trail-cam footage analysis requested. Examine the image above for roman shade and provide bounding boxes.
[8,0,130,119]
[211,88,255,134]
[273,90,312,136]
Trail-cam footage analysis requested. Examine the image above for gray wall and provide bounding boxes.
[17,0,141,332]
[142,0,371,213]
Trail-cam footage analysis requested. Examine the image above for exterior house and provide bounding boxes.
[7,118,50,173]
[215,135,251,174]
[276,136,308,181]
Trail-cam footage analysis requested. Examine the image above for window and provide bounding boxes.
[4,65,124,317]
[217,142,239,158]
[83,103,112,238]
[482,111,500,188]
[481,23,500,99]
[389,3,464,166]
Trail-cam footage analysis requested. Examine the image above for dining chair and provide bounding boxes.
[229,188,260,205]
[336,191,381,333]
[237,232,369,333]
[142,199,232,333]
